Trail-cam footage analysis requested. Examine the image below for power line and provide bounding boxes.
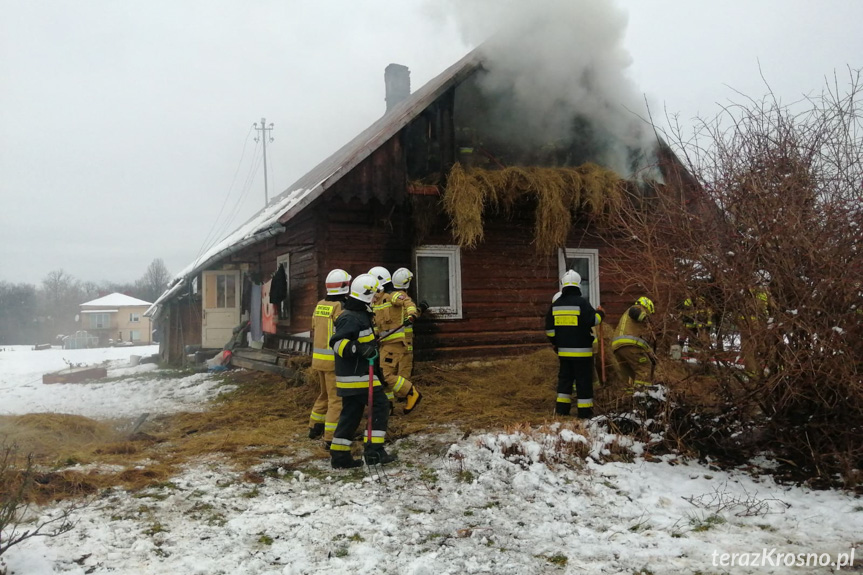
[194,126,255,264]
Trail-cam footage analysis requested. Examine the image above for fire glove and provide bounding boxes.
[357,342,378,359]
[596,305,606,322]
[419,301,430,313]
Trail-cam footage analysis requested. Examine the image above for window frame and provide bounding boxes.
[129,312,140,323]
[276,253,291,325]
[557,248,601,305]
[88,312,112,329]
[414,245,463,319]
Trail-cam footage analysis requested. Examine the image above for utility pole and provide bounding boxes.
[254,117,274,205]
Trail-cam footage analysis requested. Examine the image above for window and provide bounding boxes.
[129,312,140,323]
[558,248,600,305]
[415,245,462,319]
[276,253,291,324]
[204,272,237,309]
[88,313,111,329]
[130,330,141,341]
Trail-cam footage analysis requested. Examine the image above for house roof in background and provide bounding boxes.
[81,293,152,308]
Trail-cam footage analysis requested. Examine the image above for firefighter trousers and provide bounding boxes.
[331,387,390,455]
[380,343,414,401]
[613,345,654,389]
[556,356,594,417]
[309,369,341,442]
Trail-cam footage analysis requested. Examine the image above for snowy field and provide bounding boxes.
[0,345,229,418]
[2,347,862,574]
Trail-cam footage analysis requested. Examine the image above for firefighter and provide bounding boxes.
[741,271,772,377]
[680,296,714,352]
[307,269,351,447]
[545,270,605,418]
[329,273,395,469]
[611,296,657,389]
[370,266,427,415]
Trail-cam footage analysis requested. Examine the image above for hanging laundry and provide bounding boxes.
[250,283,263,342]
[270,262,288,305]
[262,279,277,334]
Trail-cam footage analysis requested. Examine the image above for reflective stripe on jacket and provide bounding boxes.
[373,290,419,347]
[545,290,600,358]
[311,299,342,371]
[329,308,381,396]
[612,304,653,352]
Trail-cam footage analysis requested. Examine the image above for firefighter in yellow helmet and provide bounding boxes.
[545,270,605,418]
[368,266,427,415]
[611,296,657,389]
[307,269,351,448]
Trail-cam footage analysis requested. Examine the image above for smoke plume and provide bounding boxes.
[429,0,654,176]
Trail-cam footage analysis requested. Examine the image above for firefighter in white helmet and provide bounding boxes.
[328,273,395,468]
[545,270,605,417]
[307,269,351,448]
[611,296,657,389]
[369,266,428,415]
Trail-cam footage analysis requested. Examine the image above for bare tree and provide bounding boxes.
[39,270,84,341]
[0,282,38,345]
[610,70,863,486]
[135,258,171,303]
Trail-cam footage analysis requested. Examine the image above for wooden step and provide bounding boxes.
[230,355,300,380]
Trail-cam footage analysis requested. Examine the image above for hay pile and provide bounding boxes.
[443,162,625,253]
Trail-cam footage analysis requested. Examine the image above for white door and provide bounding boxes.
[202,270,241,348]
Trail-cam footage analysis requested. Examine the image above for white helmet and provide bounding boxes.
[368,266,391,292]
[325,269,352,295]
[392,267,414,289]
[560,270,581,289]
[350,273,379,304]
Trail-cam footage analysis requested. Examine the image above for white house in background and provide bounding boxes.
[79,293,153,346]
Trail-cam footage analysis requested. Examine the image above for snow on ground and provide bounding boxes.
[2,348,862,574]
[0,345,231,418]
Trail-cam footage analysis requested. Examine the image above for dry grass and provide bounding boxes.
[4,350,727,504]
[443,162,625,253]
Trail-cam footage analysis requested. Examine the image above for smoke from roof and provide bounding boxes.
[431,0,654,176]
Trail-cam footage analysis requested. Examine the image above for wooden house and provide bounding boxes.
[148,48,695,364]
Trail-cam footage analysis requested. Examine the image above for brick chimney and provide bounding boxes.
[384,63,411,113]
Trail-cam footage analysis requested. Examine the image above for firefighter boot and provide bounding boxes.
[331,451,363,469]
[308,423,324,440]
[555,402,571,416]
[364,445,398,466]
[577,407,594,419]
[404,385,423,415]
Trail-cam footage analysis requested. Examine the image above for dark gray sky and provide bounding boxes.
[2,1,861,285]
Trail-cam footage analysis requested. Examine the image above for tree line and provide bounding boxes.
[0,259,171,345]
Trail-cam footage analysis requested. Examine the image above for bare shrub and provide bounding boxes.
[611,70,863,486]
[0,442,76,559]
[683,481,790,518]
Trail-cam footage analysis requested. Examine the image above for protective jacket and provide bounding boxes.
[612,304,654,353]
[311,297,343,371]
[373,290,420,349]
[545,289,602,357]
[329,299,381,396]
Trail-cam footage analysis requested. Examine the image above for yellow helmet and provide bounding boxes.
[636,296,655,315]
